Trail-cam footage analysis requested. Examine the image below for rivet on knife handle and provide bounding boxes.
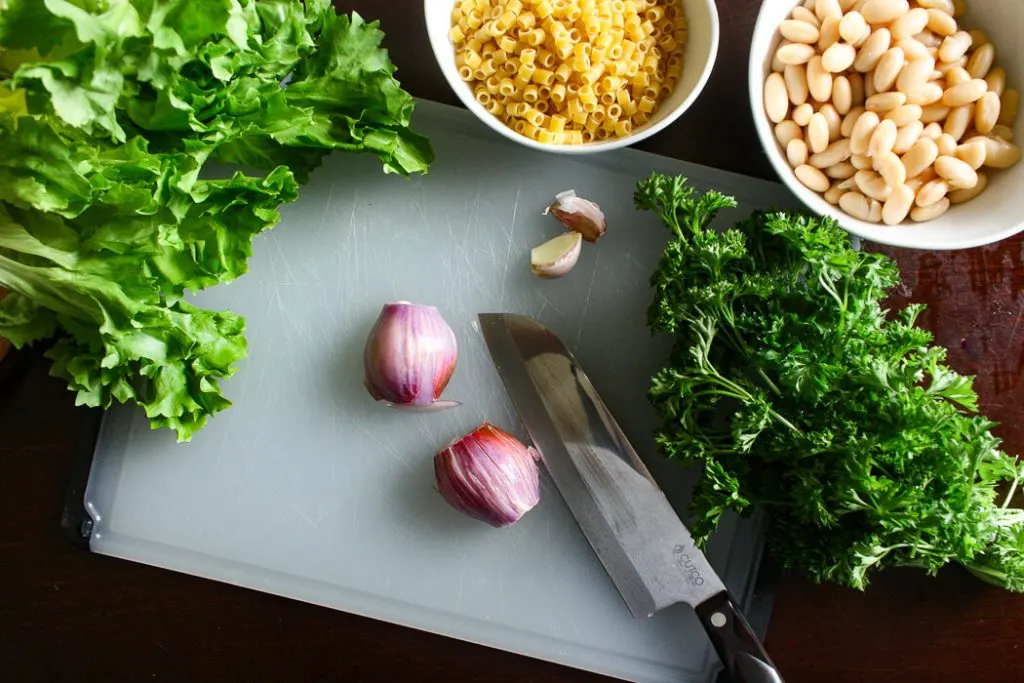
[695,591,785,683]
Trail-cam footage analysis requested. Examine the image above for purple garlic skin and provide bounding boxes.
[363,301,459,411]
[434,422,541,527]
[544,189,607,242]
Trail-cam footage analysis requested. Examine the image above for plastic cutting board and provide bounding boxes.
[81,99,799,683]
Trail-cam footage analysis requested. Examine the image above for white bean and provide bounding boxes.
[906,82,944,106]
[837,176,860,190]
[822,43,857,73]
[948,172,987,203]
[923,122,944,140]
[886,104,922,127]
[921,103,950,123]
[824,184,847,205]
[869,118,898,157]
[910,197,950,221]
[765,73,790,123]
[943,104,973,141]
[818,16,842,52]
[891,8,929,40]
[943,79,987,107]
[855,169,895,201]
[874,48,905,93]
[841,106,867,136]
[968,30,990,48]
[915,179,949,206]
[839,191,873,220]
[808,112,831,153]
[867,92,907,112]
[816,0,843,21]
[807,56,833,103]
[917,0,955,14]
[855,28,892,73]
[937,132,958,156]
[901,137,939,178]
[832,75,853,115]
[850,110,881,154]
[840,11,868,44]
[893,120,924,154]
[986,68,1006,97]
[955,138,987,169]
[851,153,873,170]
[875,151,907,187]
[839,0,860,10]
[897,56,935,94]
[868,198,884,223]
[775,120,804,147]
[821,103,842,141]
[991,125,1014,142]
[974,92,1000,135]
[939,31,972,63]
[966,44,995,80]
[914,29,943,48]
[784,64,810,106]
[999,89,1019,127]
[788,138,810,167]
[810,139,853,167]
[778,43,818,65]
[792,6,821,27]
[826,161,858,179]
[945,67,971,89]
[882,185,915,225]
[861,0,910,26]
[793,102,815,126]
[796,164,832,192]
[925,9,957,37]
[780,19,821,44]
[896,38,930,61]
[935,155,978,188]
[980,136,1022,169]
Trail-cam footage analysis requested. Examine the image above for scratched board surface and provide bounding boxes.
[84,100,798,683]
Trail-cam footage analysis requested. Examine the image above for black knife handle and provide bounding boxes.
[696,591,785,683]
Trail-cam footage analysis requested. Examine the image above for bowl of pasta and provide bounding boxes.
[426,0,720,153]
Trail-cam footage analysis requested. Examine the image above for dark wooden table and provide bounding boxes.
[4,1,1024,681]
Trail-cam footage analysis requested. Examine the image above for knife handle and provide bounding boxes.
[696,591,785,683]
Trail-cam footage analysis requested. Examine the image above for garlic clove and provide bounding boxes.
[543,189,607,242]
[363,301,459,410]
[434,422,541,527]
[530,231,582,279]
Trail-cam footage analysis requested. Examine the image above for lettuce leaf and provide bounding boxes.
[0,0,432,440]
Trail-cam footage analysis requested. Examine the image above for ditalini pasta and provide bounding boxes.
[451,0,688,144]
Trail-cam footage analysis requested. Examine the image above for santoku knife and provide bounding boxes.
[479,313,784,683]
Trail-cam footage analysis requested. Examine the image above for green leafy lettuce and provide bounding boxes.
[0,0,433,440]
[636,172,1024,591]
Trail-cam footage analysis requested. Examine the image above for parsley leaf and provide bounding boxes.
[637,172,1024,591]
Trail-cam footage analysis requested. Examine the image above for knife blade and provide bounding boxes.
[479,313,784,683]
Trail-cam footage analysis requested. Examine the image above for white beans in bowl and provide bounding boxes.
[761,0,1021,226]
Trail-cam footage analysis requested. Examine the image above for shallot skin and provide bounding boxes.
[363,302,459,410]
[434,422,541,527]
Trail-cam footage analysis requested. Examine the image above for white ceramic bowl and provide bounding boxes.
[425,0,720,154]
[749,0,1024,250]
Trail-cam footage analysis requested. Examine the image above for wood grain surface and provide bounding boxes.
[3,2,1024,682]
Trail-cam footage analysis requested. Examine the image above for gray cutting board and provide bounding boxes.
[83,99,798,683]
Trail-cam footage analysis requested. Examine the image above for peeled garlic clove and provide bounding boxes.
[530,231,582,279]
[363,301,460,411]
[434,422,541,527]
[544,189,607,242]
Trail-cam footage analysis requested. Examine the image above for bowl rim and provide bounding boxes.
[425,0,722,155]
[746,1,1024,251]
